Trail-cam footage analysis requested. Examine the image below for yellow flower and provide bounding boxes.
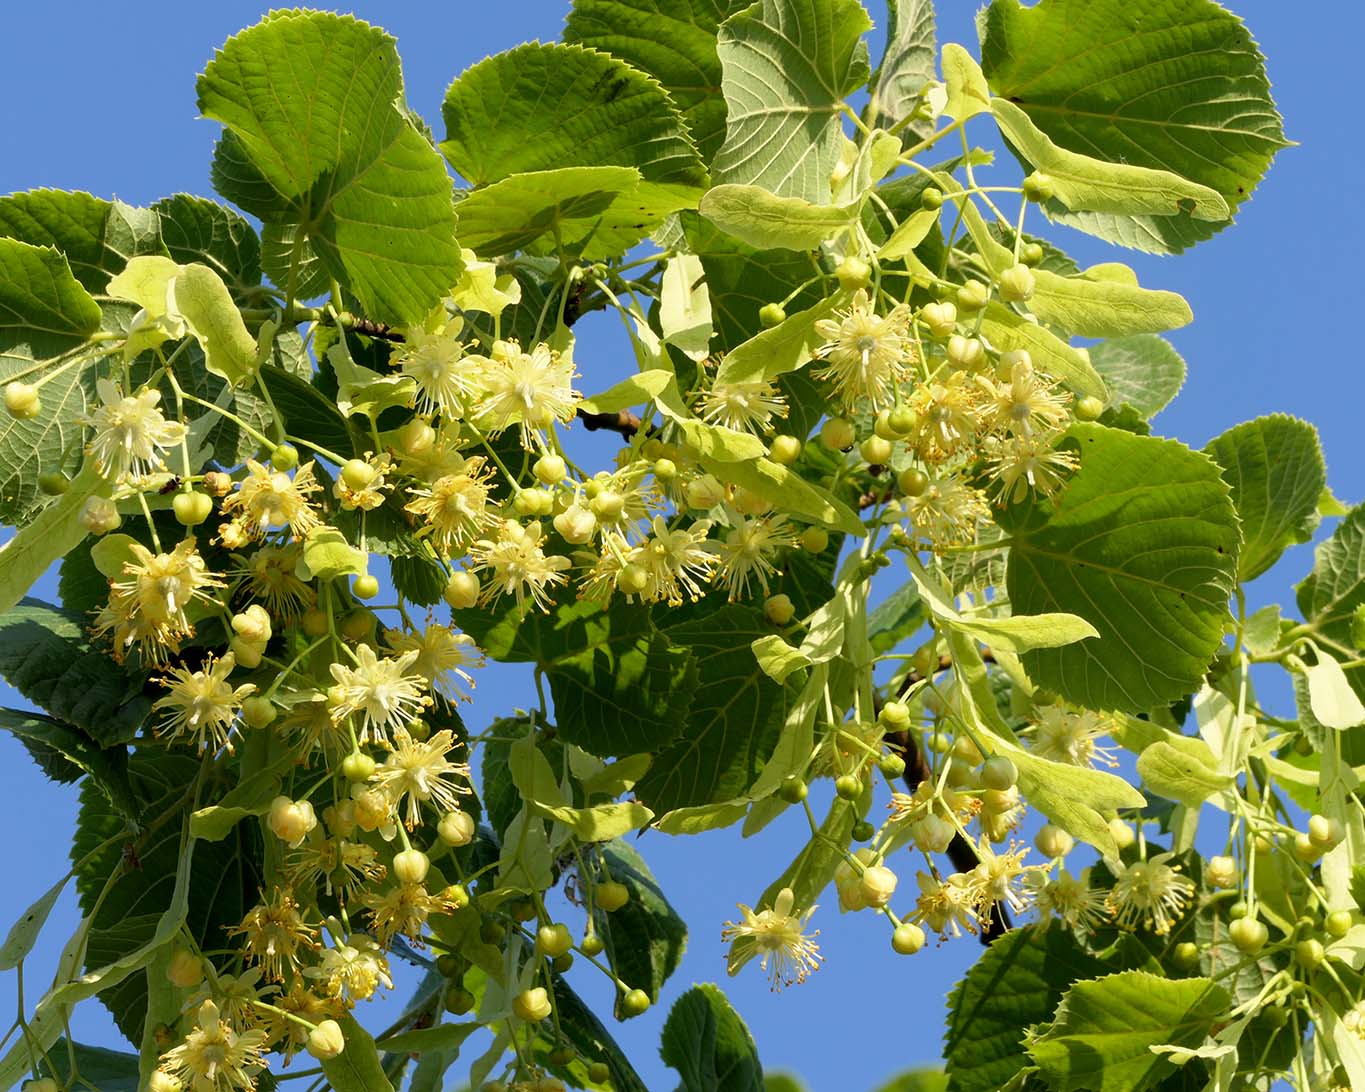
[373,726,472,829]
[397,325,485,417]
[899,473,989,548]
[721,887,823,990]
[1028,706,1119,768]
[306,935,394,1004]
[384,624,482,703]
[185,967,274,1034]
[272,982,343,1060]
[983,435,1078,505]
[715,514,797,601]
[469,519,571,611]
[404,457,499,557]
[910,374,985,460]
[157,999,268,1092]
[228,887,318,982]
[987,358,1072,437]
[913,870,980,939]
[363,880,463,945]
[95,540,225,661]
[154,652,255,752]
[631,515,718,606]
[698,379,787,434]
[332,452,394,511]
[84,379,187,481]
[476,339,579,443]
[328,645,430,746]
[287,837,385,899]
[967,840,1039,917]
[232,543,314,617]
[1028,869,1108,931]
[221,459,322,540]
[812,289,914,411]
[1106,852,1195,935]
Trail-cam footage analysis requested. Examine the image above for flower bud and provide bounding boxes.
[393,849,430,884]
[398,418,436,455]
[979,756,1018,791]
[820,417,856,451]
[764,594,795,626]
[443,571,480,610]
[341,459,376,490]
[947,335,984,371]
[597,880,630,912]
[553,504,597,544]
[4,381,41,419]
[341,752,376,782]
[684,474,725,510]
[1108,818,1136,850]
[79,495,121,534]
[859,435,893,466]
[858,864,898,909]
[307,1018,346,1060]
[166,946,204,988]
[1294,831,1322,862]
[732,485,770,516]
[892,922,926,955]
[1309,813,1344,849]
[231,604,272,646]
[759,302,787,328]
[912,814,955,854]
[920,301,957,338]
[998,264,1035,303]
[1034,824,1074,860]
[513,986,553,1022]
[352,789,391,832]
[956,279,990,312]
[270,443,299,471]
[835,255,871,290]
[800,527,829,553]
[533,454,566,484]
[202,470,233,496]
[769,435,802,465]
[1206,855,1238,889]
[268,797,318,847]
[438,809,476,847]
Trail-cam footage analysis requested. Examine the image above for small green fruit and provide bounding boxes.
[820,417,856,451]
[898,468,929,497]
[1295,938,1325,970]
[800,527,829,553]
[588,1062,611,1082]
[1022,172,1054,203]
[270,443,299,471]
[37,472,69,496]
[341,458,376,490]
[878,753,906,779]
[580,933,605,956]
[778,777,808,804]
[1172,942,1199,970]
[769,434,802,465]
[878,700,911,730]
[341,752,376,782]
[835,255,871,290]
[1074,395,1105,421]
[979,755,1018,791]
[352,574,380,600]
[620,988,651,1018]
[536,923,574,959]
[851,820,875,842]
[859,435,893,466]
[920,186,943,210]
[597,881,630,912]
[1326,910,1353,939]
[835,774,863,801]
[1229,916,1269,954]
[759,302,788,328]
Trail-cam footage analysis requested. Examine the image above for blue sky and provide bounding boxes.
[0,2,1361,1090]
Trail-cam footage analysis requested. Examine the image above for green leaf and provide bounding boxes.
[867,0,936,143]
[1086,334,1186,419]
[544,600,698,758]
[1027,972,1230,1092]
[260,364,356,460]
[1136,737,1234,806]
[991,98,1229,222]
[591,841,687,1006]
[764,1075,810,1092]
[637,605,800,812]
[39,1042,141,1092]
[872,1071,948,1092]
[1303,645,1365,730]
[1205,415,1326,583]
[661,983,764,1092]
[563,0,750,163]
[0,462,109,616]
[661,254,714,360]
[535,800,655,841]
[442,42,704,189]
[549,973,651,1092]
[700,184,859,250]
[0,706,135,816]
[710,292,838,385]
[1297,504,1365,700]
[1026,265,1192,338]
[711,0,871,203]
[152,194,261,295]
[0,235,101,335]
[299,526,368,581]
[321,1013,396,1092]
[189,761,290,841]
[751,634,811,683]
[944,924,1109,1092]
[71,755,258,1042]
[1007,424,1239,712]
[454,166,694,260]
[1011,749,1146,856]
[980,0,1289,253]
[198,11,462,324]
[0,599,150,746]
[0,190,167,295]
[868,581,925,655]
[377,1021,479,1055]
